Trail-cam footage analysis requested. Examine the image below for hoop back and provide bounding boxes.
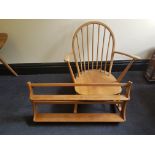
[72,21,115,75]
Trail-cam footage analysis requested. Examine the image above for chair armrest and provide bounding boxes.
[114,51,141,60]
[64,52,74,62]
[113,51,140,82]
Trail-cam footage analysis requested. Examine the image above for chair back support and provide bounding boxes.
[72,21,115,75]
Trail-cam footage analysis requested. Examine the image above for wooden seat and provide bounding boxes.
[63,21,140,122]
[75,70,121,95]
[27,21,140,123]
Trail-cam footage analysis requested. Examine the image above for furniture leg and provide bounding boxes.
[120,101,127,120]
[32,102,37,121]
[73,104,78,113]
[0,56,18,76]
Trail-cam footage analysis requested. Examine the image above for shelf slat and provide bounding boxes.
[34,113,125,122]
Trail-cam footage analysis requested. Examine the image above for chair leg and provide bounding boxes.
[0,56,18,76]
[32,103,37,121]
[120,101,127,120]
[74,104,78,113]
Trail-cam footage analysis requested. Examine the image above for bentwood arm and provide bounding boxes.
[114,51,141,60]
[113,51,141,82]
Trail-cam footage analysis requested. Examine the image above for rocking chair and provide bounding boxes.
[27,21,140,122]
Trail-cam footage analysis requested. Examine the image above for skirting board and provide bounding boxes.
[0,59,149,75]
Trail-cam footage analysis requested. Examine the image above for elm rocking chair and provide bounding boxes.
[27,21,140,123]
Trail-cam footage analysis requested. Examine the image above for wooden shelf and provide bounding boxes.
[31,94,129,102]
[34,113,125,122]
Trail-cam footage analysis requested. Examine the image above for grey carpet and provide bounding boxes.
[0,71,155,135]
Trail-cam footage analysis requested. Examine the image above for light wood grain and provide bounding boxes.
[27,81,132,122]
[72,21,116,73]
[104,35,111,72]
[75,70,122,95]
[30,94,129,102]
[100,27,106,71]
[34,113,125,122]
[76,35,83,71]
[96,24,100,69]
[87,25,90,70]
[0,33,18,76]
[92,24,94,69]
[27,21,138,123]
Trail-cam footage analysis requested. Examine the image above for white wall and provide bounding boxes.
[0,19,154,63]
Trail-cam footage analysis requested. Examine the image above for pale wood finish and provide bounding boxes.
[0,57,18,76]
[73,104,78,113]
[87,25,90,70]
[65,21,140,96]
[67,61,75,82]
[114,51,141,60]
[0,33,18,76]
[100,27,106,71]
[27,21,138,123]
[27,82,132,122]
[72,21,115,74]
[75,70,122,95]
[30,94,129,102]
[34,113,124,122]
[29,82,129,87]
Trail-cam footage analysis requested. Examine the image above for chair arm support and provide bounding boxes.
[125,81,132,98]
[113,51,141,82]
[64,52,74,62]
[64,52,75,82]
[114,51,141,60]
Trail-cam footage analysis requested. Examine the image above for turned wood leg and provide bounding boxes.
[32,102,37,121]
[120,101,127,120]
[74,104,78,113]
[0,56,18,76]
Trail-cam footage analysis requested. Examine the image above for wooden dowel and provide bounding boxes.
[74,104,78,113]
[30,82,128,87]
[0,57,18,76]
[76,35,83,71]
[109,52,114,74]
[104,35,111,73]
[121,101,127,120]
[117,60,134,82]
[87,25,90,70]
[27,82,33,95]
[96,24,100,69]
[92,24,94,69]
[32,102,37,121]
[67,61,76,82]
[114,51,141,60]
[81,29,86,71]
[32,103,37,115]
[125,81,132,98]
[100,27,106,71]
[72,39,81,77]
